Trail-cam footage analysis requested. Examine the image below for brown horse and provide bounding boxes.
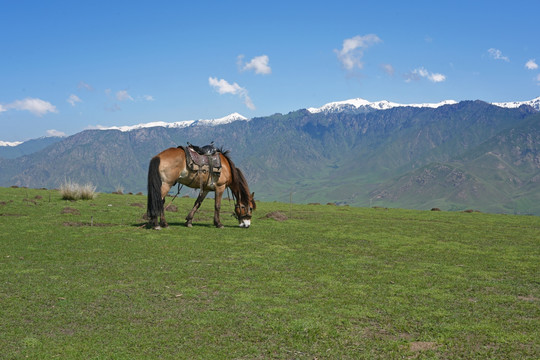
[147,147,256,229]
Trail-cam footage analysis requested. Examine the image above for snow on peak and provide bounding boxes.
[492,97,540,111]
[97,113,249,132]
[195,112,248,126]
[0,140,23,147]
[307,98,457,114]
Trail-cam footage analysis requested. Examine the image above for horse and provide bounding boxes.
[146,146,256,229]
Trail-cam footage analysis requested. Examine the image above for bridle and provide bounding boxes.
[227,187,253,221]
[234,202,253,221]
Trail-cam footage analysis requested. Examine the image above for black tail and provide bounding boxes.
[147,156,163,220]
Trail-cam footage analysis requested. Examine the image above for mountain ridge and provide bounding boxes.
[2,97,538,146]
[1,99,539,215]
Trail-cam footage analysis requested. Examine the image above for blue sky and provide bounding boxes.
[1,0,539,142]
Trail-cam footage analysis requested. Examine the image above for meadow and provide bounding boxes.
[0,187,538,359]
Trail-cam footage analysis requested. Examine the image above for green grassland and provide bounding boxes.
[1,187,539,359]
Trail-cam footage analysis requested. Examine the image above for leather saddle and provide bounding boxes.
[182,143,222,187]
[187,141,218,155]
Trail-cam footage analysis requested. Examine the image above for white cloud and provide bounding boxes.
[428,73,446,83]
[488,48,510,62]
[525,59,538,70]
[238,55,272,75]
[209,77,243,95]
[116,90,134,102]
[46,129,66,137]
[141,95,155,101]
[4,98,58,116]
[0,104,6,113]
[78,81,94,91]
[335,34,382,70]
[405,67,446,83]
[381,63,395,76]
[67,94,82,106]
[208,77,255,110]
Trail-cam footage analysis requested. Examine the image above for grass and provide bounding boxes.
[0,187,539,359]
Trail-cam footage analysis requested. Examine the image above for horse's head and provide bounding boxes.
[235,192,256,228]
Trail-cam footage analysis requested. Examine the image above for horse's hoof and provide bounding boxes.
[216,224,224,229]
[154,226,162,231]
[185,222,192,228]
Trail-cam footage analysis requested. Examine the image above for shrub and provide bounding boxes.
[112,185,124,195]
[59,180,97,200]
[79,183,97,200]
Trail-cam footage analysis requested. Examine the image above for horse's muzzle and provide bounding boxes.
[239,219,251,228]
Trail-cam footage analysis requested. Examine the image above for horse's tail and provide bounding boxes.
[147,156,163,220]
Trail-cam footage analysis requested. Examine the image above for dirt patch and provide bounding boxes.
[63,222,114,227]
[431,207,441,211]
[264,211,288,221]
[409,341,438,352]
[518,295,539,302]
[0,200,14,206]
[61,207,81,215]
[165,204,178,212]
[130,203,145,208]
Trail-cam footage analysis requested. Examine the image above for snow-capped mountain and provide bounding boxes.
[97,112,249,132]
[492,97,540,111]
[3,97,539,147]
[0,141,23,147]
[193,112,248,126]
[307,98,458,114]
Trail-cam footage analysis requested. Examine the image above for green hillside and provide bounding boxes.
[372,112,540,214]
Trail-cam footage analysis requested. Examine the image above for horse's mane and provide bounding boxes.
[221,150,254,208]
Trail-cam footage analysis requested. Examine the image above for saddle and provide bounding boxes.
[187,141,218,155]
[182,142,222,188]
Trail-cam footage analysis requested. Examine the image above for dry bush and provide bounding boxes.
[59,180,97,200]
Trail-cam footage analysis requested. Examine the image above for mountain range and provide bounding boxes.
[1,97,539,215]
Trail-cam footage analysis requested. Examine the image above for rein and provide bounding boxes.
[226,187,237,219]
[168,183,183,204]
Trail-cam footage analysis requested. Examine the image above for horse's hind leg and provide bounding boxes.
[185,190,208,227]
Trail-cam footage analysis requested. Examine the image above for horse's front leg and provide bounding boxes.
[185,190,208,228]
[213,185,226,229]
